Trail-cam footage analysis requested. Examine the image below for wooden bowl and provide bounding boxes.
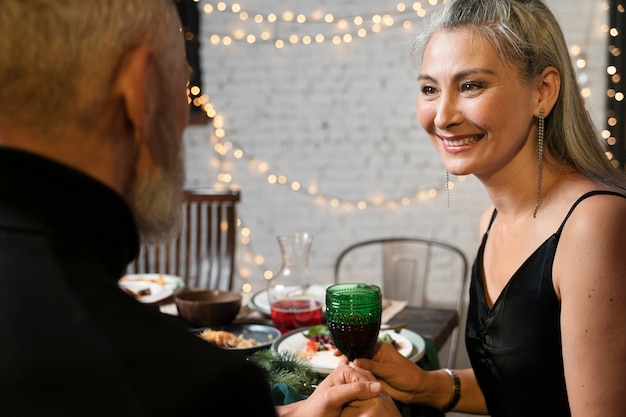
[174,289,242,327]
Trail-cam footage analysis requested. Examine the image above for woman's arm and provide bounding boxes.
[554,194,626,417]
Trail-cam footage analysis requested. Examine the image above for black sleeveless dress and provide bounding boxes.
[465,190,626,417]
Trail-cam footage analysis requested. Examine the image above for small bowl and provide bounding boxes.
[174,289,242,327]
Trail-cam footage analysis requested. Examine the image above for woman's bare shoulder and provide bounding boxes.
[478,204,496,235]
[554,189,626,293]
[562,190,626,233]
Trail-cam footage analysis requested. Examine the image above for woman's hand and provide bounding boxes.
[352,341,425,404]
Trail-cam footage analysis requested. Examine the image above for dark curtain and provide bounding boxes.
[175,0,207,124]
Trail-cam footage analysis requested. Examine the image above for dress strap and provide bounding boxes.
[556,190,626,235]
[486,209,498,233]
[486,190,625,235]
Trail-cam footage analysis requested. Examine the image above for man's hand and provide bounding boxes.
[276,357,396,417]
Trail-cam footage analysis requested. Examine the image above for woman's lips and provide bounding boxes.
[440,135,482,147]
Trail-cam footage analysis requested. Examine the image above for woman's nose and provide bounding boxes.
[434,94,462,129]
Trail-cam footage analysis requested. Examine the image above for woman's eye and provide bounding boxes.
[461,82,484,92]
[420,85,437,96]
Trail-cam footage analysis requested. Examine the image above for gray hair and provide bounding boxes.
[412,0,626,190]
[0,0,180,136]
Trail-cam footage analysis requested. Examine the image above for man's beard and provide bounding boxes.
[127,63,189,246]
[129,126,186,246]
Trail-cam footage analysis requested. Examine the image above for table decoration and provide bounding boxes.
[249,349,321,397]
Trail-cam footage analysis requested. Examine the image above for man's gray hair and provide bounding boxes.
[0,0,180,135]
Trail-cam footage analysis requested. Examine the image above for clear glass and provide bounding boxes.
[325,283,382,361]
[267,232,325,333]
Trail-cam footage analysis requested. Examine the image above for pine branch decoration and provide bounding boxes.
[249,349,320,395]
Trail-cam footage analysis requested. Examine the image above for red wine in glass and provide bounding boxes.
[270,298,323,334]
[325,283,382,361]
[326,321,380,360]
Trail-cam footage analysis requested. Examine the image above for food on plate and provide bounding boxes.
[378,332,401,349]
[135,288,152,297]
[120,285,152,298]
[303,324,335,357]
[198,329,259,349]
[121,274,166,285]
[301,325,401,358]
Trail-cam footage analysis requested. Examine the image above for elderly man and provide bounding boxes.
[0,1,399,416]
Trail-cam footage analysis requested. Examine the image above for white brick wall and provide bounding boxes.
[183,0,608,302]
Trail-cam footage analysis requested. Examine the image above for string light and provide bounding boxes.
[191,1,601,288]
[208,123,451,209]
[200,1,435,48]
[605,0,622,166]
[200,49,595,288]
[201,92,461,286]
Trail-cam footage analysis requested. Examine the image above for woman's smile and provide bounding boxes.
[440,134,483,147]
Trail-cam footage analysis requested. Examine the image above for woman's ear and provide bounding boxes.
[536,65,561,118]
[112,44,154,143]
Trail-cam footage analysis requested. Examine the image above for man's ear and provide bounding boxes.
[536,65,561,118]
[113,44,154,142]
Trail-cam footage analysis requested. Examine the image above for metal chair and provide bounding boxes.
[127,188,240,291]
[333,237,469,368]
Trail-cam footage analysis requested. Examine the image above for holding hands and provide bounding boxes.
[277,356,401,417]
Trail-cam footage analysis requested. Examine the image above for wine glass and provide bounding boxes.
[325,283,382,361]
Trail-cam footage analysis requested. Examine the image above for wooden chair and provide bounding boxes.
[127,188,240,291]
[333,237,469,368]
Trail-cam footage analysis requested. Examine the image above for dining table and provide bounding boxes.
[229,298,459,353]
[156,290,457,417]
[158,291,459,357]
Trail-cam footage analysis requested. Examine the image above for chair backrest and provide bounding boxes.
[126,188,240,291]
[333,237,469,368]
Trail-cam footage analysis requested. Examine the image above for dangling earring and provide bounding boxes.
[533,109,545,218]
[446,170,450,208]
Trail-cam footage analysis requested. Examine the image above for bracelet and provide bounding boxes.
[441,368,461,412]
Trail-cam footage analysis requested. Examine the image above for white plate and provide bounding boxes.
[272,327,425,375]
[250,285,327,316]
[119,274,184,304]
[192,323,281,354]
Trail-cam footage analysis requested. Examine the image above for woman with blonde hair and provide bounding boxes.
[354,1,626,416]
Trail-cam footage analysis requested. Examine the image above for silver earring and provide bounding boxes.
[533,109,545,218]
[446,170,450,208]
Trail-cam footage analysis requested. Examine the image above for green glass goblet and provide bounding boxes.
[325,283,382,361]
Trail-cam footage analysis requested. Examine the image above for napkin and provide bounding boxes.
[159,303,178,316]
[270,383,309,405]
[381,298,408,324]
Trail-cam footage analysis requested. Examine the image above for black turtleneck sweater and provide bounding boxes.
[0,148,276,417]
